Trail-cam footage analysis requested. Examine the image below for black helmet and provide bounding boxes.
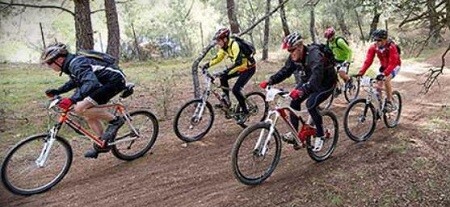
[282,32,303,49]
[372,29,388,41]
[213,28,230,41]
[41,42,68,63]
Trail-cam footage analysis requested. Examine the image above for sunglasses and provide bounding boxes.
[374,39,383,42]
[287,47,299,53]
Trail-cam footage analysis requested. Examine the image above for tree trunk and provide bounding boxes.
[368,9,381,41]
[74,0,94,50]
[426,0,443,43]
[227,0,240,34]
[279,0,290,36]
[354,9,366,42]
[334,7,351,36]
[104,0,120,61]
[262,0,271,60]
[309,6,318,44]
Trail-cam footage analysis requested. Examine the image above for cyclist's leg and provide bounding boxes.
[306,87,334,137]
[384,66,401,102]
[220,73,239,98]
[289,96,307,131]
[232,67,256,114]
[73,100,110,137]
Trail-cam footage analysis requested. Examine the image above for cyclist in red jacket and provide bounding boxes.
[357,29,401,110]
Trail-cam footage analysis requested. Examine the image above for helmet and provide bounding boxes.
[41,42,68,63]
[372,29,388,41]
[213,28,230,41]
[282,32,303,49]
[324,27,335,39]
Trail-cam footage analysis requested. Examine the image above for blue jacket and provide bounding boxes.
[57,54,126,102]
[268,45,337,95]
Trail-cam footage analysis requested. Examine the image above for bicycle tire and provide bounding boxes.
[344,77,361,103]
[238,92,269,128]
[112,110,159,161]
[173,99,215,142]
[231,122,282,185]
[306,110,339,162]
[383,91,402,128]
[343,98,377,142]
[1,134,72,196]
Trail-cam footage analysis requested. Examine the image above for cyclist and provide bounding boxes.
[259,32,337,151]
[41,42,127,159]
[201,28,256,124]
[324,27,354,89]
[357,29,401,111]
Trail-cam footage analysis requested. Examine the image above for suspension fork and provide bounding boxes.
[254,111,279,156]
[35,124,61,167]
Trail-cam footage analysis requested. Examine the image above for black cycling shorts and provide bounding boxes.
[86,79,126,105]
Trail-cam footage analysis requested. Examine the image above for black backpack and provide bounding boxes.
[389,41,401,55]
[77,50,117,65]
[231,36,256,58]
[310,43,337,67]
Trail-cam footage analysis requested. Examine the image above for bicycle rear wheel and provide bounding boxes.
[307,110,339,162]
[383,91,402,128]
[1,134,72,195]
[231,122,282,185]
[173,99,214,142]
[344,77,360,103]
[239,92,268,128]
[344,99,377,142]
[112,110,159,161]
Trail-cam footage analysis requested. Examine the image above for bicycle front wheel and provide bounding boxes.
[344,99,377,142]
[112,110,159,161]
[231,122,282,185]
[383,91,402,128]
[307,110,339,162]
[344,77,361,103]
[1,134,72,195]
[239,92,269,128]
[173,99,214,142]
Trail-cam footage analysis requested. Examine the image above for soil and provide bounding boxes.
[0,53,449,207]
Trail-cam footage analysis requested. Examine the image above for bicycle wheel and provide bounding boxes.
[344,77,361,103]
[306,110,339,162]
[173,99,214,142]
[238,92,269,128]
[112,110,159,161]
[1,134,72,195]
[231,122,282,185]
[383,91,402,128]
[343,99,377,142]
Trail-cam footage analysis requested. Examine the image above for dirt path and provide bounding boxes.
[1,61,449,207]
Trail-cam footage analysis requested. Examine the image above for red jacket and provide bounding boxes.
[359,41,401,76]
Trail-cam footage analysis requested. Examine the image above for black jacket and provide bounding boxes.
[268,45,337,95]
[57,54,126,102]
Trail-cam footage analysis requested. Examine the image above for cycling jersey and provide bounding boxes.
[327,37,352,63]
[57,54,126,102]
[359,41,401,76]
[208,39,253,75]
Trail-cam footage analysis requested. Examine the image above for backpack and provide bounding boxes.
[310,43,337,67]
[390,41,401,55]
[77,50,117,65]
[231,36,256,58]
[327,36,349,51]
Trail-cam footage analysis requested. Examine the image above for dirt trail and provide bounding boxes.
[1,61,449,207]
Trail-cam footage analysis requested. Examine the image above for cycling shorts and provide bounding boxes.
[85,79,126,105]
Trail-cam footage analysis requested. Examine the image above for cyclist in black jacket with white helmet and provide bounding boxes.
[41,42,127,159]
[259,32,337,152]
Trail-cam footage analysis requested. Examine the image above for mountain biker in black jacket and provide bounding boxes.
[259,32,337,152]
[41,42,127,159]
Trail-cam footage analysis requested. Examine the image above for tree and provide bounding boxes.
[227,0,240,34]
[104,0,120,60]
[262,0,271,60]
[279,0,290,36]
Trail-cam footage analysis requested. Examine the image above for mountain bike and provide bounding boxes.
[173,69,268,142]
[1,84,159,196]
[343,76,402,142]
[231,86,338,185]
[320,62,360,109]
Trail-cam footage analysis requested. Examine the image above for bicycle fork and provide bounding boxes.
[253,111,280,156]
[36,126,59,167]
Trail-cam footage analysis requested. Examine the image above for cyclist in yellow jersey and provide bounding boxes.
[201,28,256,124]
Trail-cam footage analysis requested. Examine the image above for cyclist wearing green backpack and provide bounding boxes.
[201,28,256,124]
[324,27,353,89]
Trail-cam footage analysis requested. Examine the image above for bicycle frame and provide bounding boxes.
[360,76,385,116]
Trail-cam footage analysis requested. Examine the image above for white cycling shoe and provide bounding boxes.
[312,136,324,152]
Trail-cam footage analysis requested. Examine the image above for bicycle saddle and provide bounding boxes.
[120,83,135,98]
